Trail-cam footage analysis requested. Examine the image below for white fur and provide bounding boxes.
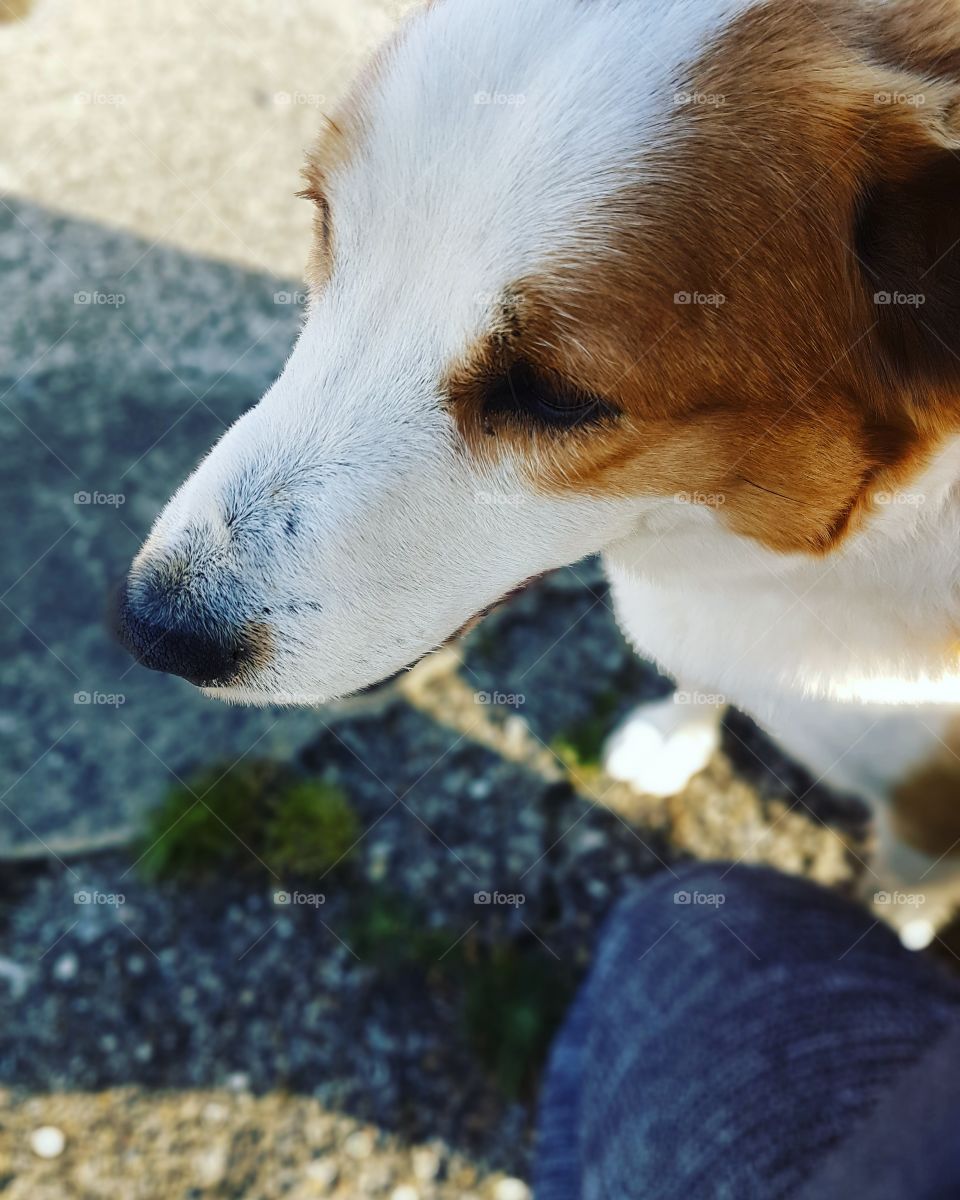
[605,439,960,718]
[133,0,756,704]
[605,693,725,796]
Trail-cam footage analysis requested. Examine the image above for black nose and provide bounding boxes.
[111,565,260,687]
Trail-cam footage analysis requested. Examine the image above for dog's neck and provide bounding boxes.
[602,435,960,714]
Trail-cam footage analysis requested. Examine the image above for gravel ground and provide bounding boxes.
[0,1087,528,1199]
[0,565,871,1197]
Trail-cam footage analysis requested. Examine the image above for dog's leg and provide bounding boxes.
[763,698,960,936]
[603,687,726,797]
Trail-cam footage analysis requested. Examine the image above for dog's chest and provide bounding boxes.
[602,453,960,711]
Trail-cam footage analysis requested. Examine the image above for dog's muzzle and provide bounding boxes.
[111,562,271,688]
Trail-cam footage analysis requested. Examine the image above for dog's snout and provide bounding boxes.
[111,563,268,688]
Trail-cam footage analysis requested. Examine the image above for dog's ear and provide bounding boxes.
[855,81,960,387]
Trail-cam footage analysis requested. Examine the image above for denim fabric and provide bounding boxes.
[535,864,960,1200]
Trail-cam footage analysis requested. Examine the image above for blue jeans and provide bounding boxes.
[535,864,960,1199]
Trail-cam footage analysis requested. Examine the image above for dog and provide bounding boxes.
[116,0,960,934]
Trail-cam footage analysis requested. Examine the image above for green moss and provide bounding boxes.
[265,780,361,877]
[462,943,574,1099]
[142,775,575,1100]
[346,888,456,972]
[348,888,578,1099]
[551,687,623,773]
[138,760,359,882]
[347,888,575,1098]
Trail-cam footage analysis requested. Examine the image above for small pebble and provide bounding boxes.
[0,956,30,998]
[503,716,528,754]
[193,1145,228,1187]
[412,1145,441,1182]
[900,919,935,952]
[576,829,607,854]
[344,1128,375,1159]
[391,1187,420,1200]
[494,1180,531,1200]
[29,1126,65,1159]
[52,952,78,982]
[306,1157,339,1187]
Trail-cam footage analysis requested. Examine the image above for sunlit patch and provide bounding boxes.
[830,675,960,706]
[0,0,34,22]
[899,918,935,951]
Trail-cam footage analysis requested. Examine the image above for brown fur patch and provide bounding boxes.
[301,4,431,292]
[892,715,960,858]
[299,118,341,288]
[444,0,960,555]
[238,620,275,680]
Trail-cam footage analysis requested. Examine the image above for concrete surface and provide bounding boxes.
[0,0,418,855]
[0,197,332,851]
[0,0,417,278]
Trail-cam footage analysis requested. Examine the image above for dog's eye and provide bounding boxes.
[484,360,614,430]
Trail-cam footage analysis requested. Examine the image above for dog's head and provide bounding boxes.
[116,0,960,704]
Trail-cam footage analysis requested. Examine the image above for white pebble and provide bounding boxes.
[52,952,78,982]
[194,1145,227,1187]
[344,1128,375,1159]
[391,1188,420,1200]
[306,1158,338,1187]
[30,1126,65,1159]
[494,1180,531,1200]
[412,1145,441,1181]
[900,919,935,952]
[0,956,30,997]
